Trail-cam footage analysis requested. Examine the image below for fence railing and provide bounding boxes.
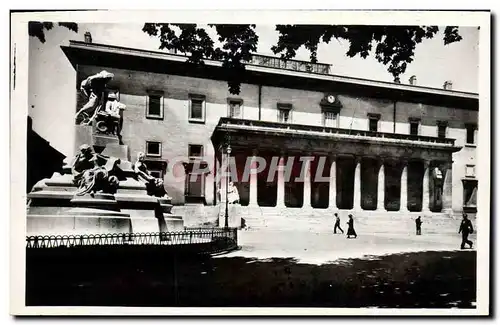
[245,53,331,75]
[26,228,238,254]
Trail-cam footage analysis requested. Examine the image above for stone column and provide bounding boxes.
[249,150,259,206]
[353,156,362,211]
[377,158,386,211]
[422,160,431,214]
[276,155,286,208]
[220,148,228,204]
[302,157,312,208]
[328,155,337,210]
[442,160,453,214]
[400,160,409,213]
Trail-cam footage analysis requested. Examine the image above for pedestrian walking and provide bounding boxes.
[415,216,423,235]
[459,213,474,249]
[346,214,357,239]
[333,213,344,234]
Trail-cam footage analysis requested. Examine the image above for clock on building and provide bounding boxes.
[327,95,336,103]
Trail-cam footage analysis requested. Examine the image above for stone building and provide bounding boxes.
[61,38,478,229]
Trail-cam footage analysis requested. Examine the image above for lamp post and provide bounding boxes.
[224,143,232,229]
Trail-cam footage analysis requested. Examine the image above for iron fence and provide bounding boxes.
[26,228,238,254]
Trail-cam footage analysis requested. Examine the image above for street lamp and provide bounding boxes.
[224,143,232,229]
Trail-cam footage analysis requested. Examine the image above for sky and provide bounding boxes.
[76,23,479,92]
[28,23,479,156]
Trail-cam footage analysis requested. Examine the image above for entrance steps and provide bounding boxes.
[240,206,474,235]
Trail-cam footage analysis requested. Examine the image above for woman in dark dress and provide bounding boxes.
[346,214,357,239]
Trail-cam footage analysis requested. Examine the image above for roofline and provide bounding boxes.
[64,40,479,100]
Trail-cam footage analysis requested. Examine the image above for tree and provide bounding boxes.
[272,25,462,79]
[142,24,259,94]
[143,24,462,94]
[28,21,78,43]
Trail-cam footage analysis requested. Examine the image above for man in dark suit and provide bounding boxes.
[333,213,344,234]
[415,216,423,235]
[459,213,474,249]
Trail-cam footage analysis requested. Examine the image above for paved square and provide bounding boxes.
[221,228,477,264]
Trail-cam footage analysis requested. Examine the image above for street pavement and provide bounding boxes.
[219,227,477,264]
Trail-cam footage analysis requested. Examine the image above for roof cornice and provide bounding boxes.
[64,40,479,101]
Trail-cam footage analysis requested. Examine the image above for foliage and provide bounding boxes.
[143,24,258,94]
[272,25,462,79]
[28,21,78,43]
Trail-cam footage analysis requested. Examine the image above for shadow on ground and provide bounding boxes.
[26,247,476,308]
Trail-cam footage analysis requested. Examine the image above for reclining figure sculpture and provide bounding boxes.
[70,145,170,198]
[71,144,121,196]
[133,152,170,198]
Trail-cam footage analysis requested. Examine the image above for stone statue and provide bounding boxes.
[95,92,126,136]
[227,181,240,204]
[432,167,444,203]
[432,167,443,180]
[71,144,121,196]
[133,152,169,198]
[75,70,115,125]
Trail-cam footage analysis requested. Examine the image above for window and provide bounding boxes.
[367,113,381,132]
[149,170,163,179]
[146,141,161,157]
[146,91,164,119]
[278,109,290,123]
[185,173,205,198]
[191,99,203,119]
[410,123,419,135]
[277,103,292,123]
[437,121,448,139]
[409,117,420,136]
[465,123,477,144]
[188,144,203,158]
[323,111,337,127]
[228,99,243,118]
[462,179,477,211]
[189,94,206,123]
[465,165,475,178]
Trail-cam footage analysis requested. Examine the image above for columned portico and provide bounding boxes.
[442,161,453,214]
[276,154,286,208]
[422,160,431,213]
[302,157,313,209]
[249,150,259,207]
[400,160,409,213]
[328,155,337,210]
[353,156,362,211]
[211,118,462,216]
[377,158,386,211]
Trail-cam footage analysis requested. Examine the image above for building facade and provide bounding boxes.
[61,39,479,227]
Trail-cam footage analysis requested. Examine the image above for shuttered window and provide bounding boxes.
[146,93,163,119]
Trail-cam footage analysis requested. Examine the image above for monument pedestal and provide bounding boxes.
[218,203,242,228]
[27,120,185,237]
[101,143,129,161]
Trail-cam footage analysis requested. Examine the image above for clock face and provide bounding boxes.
[327,95,335,103]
